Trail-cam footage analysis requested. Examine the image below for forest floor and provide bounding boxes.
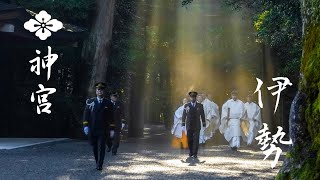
[0,125,284,180]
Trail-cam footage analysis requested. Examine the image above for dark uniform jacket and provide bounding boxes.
[110,100,124,132]
[182,102,206,131]
[83,97,114,136]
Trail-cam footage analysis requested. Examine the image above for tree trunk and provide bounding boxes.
[81,0,116,96]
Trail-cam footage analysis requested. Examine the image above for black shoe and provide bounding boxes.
[231,147,238,151]
[96,166,103,171]
[193,155,198,159]
[189,153,193,157]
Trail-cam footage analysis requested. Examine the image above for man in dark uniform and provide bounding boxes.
[182,91,206,159]
[83,82,114,170]
[107,92,124,155]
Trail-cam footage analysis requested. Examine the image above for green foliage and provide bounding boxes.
[225,0,302,81]
[183,0,302,82]
[109,0,143,70]
[16,0,95,27]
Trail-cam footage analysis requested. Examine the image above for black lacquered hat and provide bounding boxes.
[111,92,119,97]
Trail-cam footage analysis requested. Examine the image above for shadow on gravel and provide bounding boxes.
[181,157,206,166]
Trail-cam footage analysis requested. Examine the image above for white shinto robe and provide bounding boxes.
[171,105,187,138]
[199,98,213,143]
[199,98,220,144]
[219,99,245,148]
[244,102,262,145]
[210,100,220,133]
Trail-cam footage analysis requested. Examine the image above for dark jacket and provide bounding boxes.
[110,100,124,131]
[182,102,206,131]
[83,97,114,136]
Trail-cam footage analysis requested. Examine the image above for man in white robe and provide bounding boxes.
[197,94,212,144]
[244,93,262,145]
[200,93,220,143]
[206,94,220,135]
[219,90,245,151]
[171,98,188,139]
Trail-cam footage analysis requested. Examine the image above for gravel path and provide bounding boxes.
[0,126,283,180]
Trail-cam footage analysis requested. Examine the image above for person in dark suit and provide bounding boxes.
[83,82,114,171]
[107,92,124,155]
[182,91,206,158]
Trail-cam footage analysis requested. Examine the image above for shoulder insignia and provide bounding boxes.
[86,98,96,111]
[86,98,95,104]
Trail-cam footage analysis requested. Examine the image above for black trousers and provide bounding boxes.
[91,135,106,167]
[187,129,200,156]
[107,130,120,153]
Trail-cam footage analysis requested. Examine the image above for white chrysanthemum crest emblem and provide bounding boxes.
[24,10,63,40]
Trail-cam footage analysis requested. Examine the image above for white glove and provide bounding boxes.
[110,130,115,138]
[84,127,89,135]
